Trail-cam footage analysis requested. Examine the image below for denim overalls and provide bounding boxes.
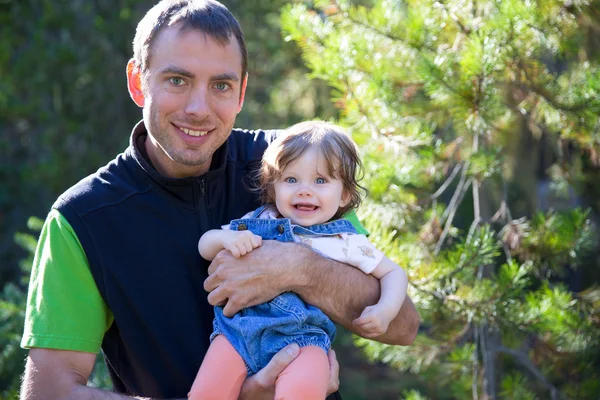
[211,205,357,376]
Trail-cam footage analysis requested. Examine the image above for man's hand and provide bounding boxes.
[222,230,262,258]
[325,349,341,396]
[204,240,294,316]
[239,344,340,400]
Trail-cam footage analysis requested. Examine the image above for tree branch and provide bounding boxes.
[435,167,472,255]
[431,163,463,200]
[519,59,596,113]
[497,346,561,400]
[330,0,438,52]
[473,326,480,400]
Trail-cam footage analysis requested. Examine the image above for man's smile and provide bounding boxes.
[175,124,210,137]
[181,127,208,137]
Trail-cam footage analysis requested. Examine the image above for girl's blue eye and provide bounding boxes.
[286,177,297,183]
[315,177,326,184]
[215,82,230,91]
[169,77,184,86]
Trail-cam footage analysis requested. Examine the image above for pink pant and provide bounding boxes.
[188,335,330,400]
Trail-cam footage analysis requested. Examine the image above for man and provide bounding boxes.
[20,1,420,399]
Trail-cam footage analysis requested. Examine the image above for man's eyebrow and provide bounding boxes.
[158,66,195,79]
[211,73,240,82]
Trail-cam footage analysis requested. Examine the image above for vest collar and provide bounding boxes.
[127,120,228,186]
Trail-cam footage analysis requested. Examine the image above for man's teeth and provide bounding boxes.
[181,127,208,137]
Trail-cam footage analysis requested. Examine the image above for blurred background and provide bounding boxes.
[1,0,600,399]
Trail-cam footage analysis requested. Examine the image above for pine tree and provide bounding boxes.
[0,218,112,397]
[0,218,40,399]
[283,1,600,398]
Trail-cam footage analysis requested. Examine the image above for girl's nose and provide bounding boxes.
[296,184,313,197]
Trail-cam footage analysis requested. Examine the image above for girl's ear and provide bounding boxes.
[340,190,352,208]
[126,59,145,107]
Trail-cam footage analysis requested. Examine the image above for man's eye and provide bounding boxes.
[315,178,326,184]
[169,77,185,86]
[215,82,230,91]
[285,177,297,183]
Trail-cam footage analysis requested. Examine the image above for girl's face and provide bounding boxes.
[273,146,350,226]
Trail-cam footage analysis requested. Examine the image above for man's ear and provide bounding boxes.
[126,59,145,108]
[237,73,248,113]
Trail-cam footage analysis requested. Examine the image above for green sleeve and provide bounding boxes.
[21,209,114,353]
[343,210,369,235]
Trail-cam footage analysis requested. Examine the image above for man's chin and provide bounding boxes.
[171,155,210,168]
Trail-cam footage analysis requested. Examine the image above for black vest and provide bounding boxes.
[55,122,274,397]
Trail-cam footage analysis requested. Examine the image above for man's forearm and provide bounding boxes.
[23,377,187,400]
[25,383,187,400]
[21,350,186,400]
[205,240,420,344]
[72,386,186,400]
[287,244,420,345]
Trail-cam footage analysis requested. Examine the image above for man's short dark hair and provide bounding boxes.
[133,0,248,81]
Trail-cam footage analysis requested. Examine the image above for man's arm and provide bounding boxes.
[20,348,166,400]
[286,243,419,345]
[204,241,420,345]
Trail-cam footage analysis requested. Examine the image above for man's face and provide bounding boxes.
[133,25,246,178]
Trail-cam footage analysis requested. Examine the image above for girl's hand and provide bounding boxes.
[222,231,262,258]
[352,304,395,338]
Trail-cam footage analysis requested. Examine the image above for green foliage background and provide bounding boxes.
[2,0,600,399]
[281,0,600,398]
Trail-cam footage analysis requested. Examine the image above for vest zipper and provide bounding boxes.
[196,177,209,231]
[199,177,206,196]
[193,177,206,209]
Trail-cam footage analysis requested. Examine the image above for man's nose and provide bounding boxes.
[185,86,210,118]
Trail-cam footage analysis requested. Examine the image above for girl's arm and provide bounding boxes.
[198,229,262,260]
[352,257,408,337]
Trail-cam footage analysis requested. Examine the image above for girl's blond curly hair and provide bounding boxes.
[257,121,367,221]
